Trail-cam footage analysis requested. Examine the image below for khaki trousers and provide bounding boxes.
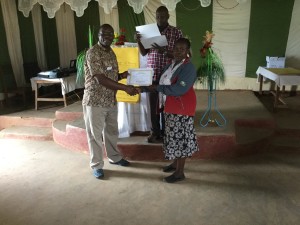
[83,105,122,169]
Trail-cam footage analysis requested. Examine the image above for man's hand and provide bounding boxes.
[151,43,165,54]
[119,71,129,80]
[134,32,142,42]
[124,85,139,96]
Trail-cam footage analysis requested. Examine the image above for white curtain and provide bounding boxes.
[285,0,300,69]
[55,3,77,68]
[212,0,251,77]
[99,4,120,33]
[0,0,25,86]
[32,4,48,70]
[143,0,176,26]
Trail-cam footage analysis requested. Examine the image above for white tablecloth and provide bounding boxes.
[117,54,151,138]
[118,93,151,138]
[256,66,300,86]
[30,74,83,95]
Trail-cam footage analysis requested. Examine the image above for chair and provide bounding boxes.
[0,66,28,106]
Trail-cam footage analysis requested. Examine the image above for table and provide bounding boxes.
[30,74,82,110]
[256,66,300,108]
[118,93,151,138]
[113,48,151,137]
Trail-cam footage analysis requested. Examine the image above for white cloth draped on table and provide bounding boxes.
[30,74,83,95]
[118,92,151,138]
[118,54,151,138]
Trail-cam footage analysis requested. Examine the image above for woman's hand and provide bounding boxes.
[147,84,157,92]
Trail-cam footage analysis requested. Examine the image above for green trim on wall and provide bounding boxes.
[246,0,295,77]
[74,0,100,53]
[17,1,37,64]
[118,0,145,42]
[176,0,213,69]
[41,10,59,70]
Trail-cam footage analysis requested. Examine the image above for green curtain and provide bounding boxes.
[118,0,145,42]
[0,2,14,90]
[176,0,213,69]
[74,0,100,53]
[41,10,60,70]
[17,0,37,64]
[246,0,295,77]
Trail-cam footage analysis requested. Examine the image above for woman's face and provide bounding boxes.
[173,42,188,62]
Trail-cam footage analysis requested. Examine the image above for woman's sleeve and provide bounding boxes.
[156,63,197,96]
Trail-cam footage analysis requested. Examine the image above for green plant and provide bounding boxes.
[197,31,225,90]
[76,25,94,86]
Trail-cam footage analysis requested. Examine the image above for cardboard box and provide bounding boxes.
[266,56,285,68]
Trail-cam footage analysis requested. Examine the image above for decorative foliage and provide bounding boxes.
[113,28,127,45]
[197,31,225,89]
[76,25,94,86]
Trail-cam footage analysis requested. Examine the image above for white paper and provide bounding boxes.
[127,68,153,86]
[136,23,161,38]
[136,23,168,49]
[140,36,168,49]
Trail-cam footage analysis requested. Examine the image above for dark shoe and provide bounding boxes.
[147,134,163,144]
[163,174,185,183]
[162,164,176,173]
[109,158,130,167]
[93,168,104,179]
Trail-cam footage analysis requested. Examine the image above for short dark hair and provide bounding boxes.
[98,24,114,36]
[156,6,168,13]
[175,38,191,49]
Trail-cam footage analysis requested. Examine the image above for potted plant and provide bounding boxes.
[76,25,94,87]
[197,31,226,127]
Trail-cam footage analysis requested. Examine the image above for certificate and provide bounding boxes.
[135,23,168,49]
[127,68,153,86]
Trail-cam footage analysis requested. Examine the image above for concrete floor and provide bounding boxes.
[0,138,300,225]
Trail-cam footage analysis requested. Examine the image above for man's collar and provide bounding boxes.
[97,41,111,51]
[158,23,170,32]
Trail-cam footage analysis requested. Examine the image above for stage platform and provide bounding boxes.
[1,90,300,160]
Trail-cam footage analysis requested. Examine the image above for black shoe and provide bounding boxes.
[109,158,130,167]
[147,134,163,144]
[163,174,185,183]
[162,164,176,173]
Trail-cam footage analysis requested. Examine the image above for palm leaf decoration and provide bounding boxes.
[197,31,225,90]
[76,25,94,86]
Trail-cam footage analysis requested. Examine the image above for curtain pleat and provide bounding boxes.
[55,3,77,68]
[99,4,119,33]
[285,0,300,69]
[212,0,251,77]
[1,0,25,86]
[118,0,145,42]
[32,4,48,70]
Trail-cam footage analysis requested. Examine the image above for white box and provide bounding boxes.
[266,56,285,68]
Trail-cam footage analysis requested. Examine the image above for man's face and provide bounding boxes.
[156,10,169,27]
[99,26,114,47]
